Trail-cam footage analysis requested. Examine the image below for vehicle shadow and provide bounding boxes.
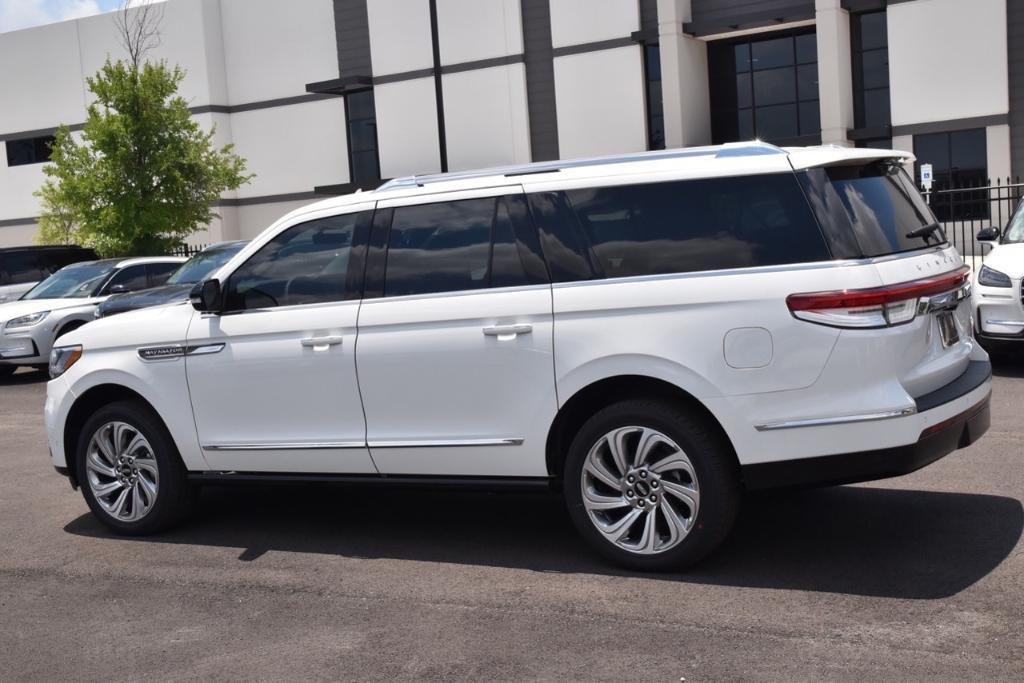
[991,354,1024,378]
[64,483,1022,600]
[0,367,48,385]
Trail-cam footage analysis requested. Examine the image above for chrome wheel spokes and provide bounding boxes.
[580,426,700,555]
[85,421,159,522]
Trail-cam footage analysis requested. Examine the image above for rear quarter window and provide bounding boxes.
[561,173,831,279]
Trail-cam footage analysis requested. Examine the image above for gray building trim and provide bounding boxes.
[0,94,336,142]
[551,36,636,58]
[0,217,38,227]
[372,68,435,85]
[440,53,525,75]
[685,0,814,36]
[891,114,1009,138]
[1009,0,1024,178]
[520,0,559,161]
[639,0,658,32]
[334,0,372,79]
[215,191,322,207]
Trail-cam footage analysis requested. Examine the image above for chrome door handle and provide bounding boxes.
[482,324,533,338]
[300,336,344,349]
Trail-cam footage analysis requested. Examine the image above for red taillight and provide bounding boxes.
[787,266,970,329]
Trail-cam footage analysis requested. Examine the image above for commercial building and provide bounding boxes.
[0,0,1018,247]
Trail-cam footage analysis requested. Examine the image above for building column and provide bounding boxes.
[815,0,853,146]
[657,0,710,148]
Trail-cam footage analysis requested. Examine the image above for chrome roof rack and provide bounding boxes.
[376,140,786,191]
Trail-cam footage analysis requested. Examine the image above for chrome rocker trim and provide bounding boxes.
[754,407,917,432]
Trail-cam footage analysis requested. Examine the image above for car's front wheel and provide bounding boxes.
[564,399,741,571]
[75,401,196,535]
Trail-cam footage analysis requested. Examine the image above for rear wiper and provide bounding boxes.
[906,222,942,241]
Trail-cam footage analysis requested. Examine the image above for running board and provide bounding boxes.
[188,471,556,491]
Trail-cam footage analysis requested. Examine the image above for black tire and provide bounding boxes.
[563,399,741,571]
[75,400,196,535]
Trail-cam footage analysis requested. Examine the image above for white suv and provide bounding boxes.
[44,143,992,570]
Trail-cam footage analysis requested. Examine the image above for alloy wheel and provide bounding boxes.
[85,421,159,522]
[580,426,700,555]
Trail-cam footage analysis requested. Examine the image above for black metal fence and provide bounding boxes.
[922,178,1024,265]
[169,243,208,258]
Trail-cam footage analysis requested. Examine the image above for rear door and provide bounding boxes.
[355,186,556,477]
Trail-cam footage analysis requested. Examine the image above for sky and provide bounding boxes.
[0,0,129,34]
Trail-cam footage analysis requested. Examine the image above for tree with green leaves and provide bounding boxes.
[36,2,251,256]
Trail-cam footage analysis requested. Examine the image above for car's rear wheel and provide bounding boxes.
[75,401,196,535]
[564,399,740,571]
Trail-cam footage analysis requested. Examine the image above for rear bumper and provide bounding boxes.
[742,360,992,490]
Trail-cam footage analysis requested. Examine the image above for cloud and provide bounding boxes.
[0,0,121,34]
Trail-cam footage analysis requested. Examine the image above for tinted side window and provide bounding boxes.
[384,197,529,297]
[104,265,150,294]
[563,174,831,279]
[0,253,44,285]
[147,262,180,286]
[225,213,363,311]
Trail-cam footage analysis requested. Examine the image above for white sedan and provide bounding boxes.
[973,208,1024,352]
[0,256,184,377]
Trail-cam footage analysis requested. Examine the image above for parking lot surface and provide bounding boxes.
[1,364,1022,681]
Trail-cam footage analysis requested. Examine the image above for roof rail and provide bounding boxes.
[377,141,785,192]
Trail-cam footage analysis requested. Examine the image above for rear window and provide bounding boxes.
[562,173,831,279]
[802,162,945,258]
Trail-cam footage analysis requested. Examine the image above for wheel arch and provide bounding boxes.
[63,384,168,489]
[545,375,738,481]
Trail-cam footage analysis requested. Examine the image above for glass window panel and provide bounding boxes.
[797,64,818,101]
[564,174,830,278]
[225,214,360,310]
[645,44,661,80]
[738,109,754,140]
[753,68,796,106]
[490,198,530,289]
[751,36,793,70]
[384,198,495,297]
[861,49,889,89]
[736,72,752,108]
[861,88,891,128]
[799,101,820,136]
[735,43,750,72]
[345,90,376,120]
[351,150,381,184]
[755,103,798,140]
[858,12,887,51]
[950,129,987,172]
[795,33,817,64]
[348,118,378,153]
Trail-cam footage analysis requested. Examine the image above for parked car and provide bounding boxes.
[973,205,1024,352]
[45,143,991,570]
[0,256,184,376]
[95,242,248,319]
[0,245,98,304]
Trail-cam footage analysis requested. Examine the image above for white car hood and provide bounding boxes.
[0,298,103,325]
[982,243,1024,279]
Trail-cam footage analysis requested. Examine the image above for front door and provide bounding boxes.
[356,187,557,477]
[185,206,376,473]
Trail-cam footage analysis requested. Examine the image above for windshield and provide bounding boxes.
[825,162,946,257]
[1003,202,1024,244]
[166,244,244,285]
[20,261,115,300]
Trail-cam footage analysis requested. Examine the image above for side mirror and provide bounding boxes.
[976,226,1000,242]
[190,279,222,313]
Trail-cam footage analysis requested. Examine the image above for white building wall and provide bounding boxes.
[436,0,522,64]
[218,0,337,104]
[549,0,638,48]
[366,0,433,75]
[228,100,349,198]
[442,65,531,171]
[553,47,647,159]
[374,78,442,177]
[888,0,1008,126]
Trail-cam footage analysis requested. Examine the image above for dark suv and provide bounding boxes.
[0,246,98,303]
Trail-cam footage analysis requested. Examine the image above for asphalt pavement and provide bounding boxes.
[1,361,1022,681]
